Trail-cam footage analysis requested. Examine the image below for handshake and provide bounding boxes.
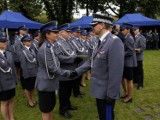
[69,70,78,79]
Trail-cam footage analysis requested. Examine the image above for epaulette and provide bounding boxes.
[111,34,118,39]
[5,49,12,53]
[46,43,51,48]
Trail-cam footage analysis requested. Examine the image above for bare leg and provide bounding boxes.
[86,70,91,80]
[80,73,86,87]
[25,89,34,107]
[121,79,128,96]
[1,100,10,120]
[30,90,36,104]
[8,98,14,120]
[127,80,133,99]
[42,112,53,120]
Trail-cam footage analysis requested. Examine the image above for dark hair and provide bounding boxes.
[39,31,51,47]
[130,29,136,41]
[104,23,111,30]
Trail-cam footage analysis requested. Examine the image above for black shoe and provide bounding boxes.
[68,105,78,110]
[120,95,128,99]
[123,98,132,103]
[60,111,72,119]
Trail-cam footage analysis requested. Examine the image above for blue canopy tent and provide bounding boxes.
[70,16,93,28]
[114,13,160,26]
[0,10,43,29]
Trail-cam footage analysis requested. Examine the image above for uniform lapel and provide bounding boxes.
[0,52,11,66]
[24,47,36,57]
[92,33,111,59]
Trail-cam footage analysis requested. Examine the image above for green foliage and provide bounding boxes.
[9,0,42,20]
[42,0,75,25]
[0,0,160,25]
[0,50,160,120]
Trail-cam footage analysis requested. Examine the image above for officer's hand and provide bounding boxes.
[69,70,78,79]
[106,96,115,104]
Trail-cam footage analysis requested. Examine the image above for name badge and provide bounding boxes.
[99,51,105,54]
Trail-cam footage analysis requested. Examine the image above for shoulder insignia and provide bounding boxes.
[112,35,118,39]
[46,43,51,48]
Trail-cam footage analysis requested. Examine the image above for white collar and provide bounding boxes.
[59,36,66,41]
[25,46,30,50]
[99,31,110,42]
[34,39,39,43]
[0,49,5,55]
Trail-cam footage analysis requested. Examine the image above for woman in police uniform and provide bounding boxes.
[19,35,37,107]
[0,34,17,120]
[35,21,71,120]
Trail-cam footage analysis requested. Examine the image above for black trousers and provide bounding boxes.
[72,76,81,96]
[133,61,144,87]
[59,80,74,112]
[96,98,115,120]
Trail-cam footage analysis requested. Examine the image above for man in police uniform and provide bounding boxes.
[152,28,159,50]
[54,23,78,118]
[132,25,146,90]
[69,26,86,98]
[71,14,124,120]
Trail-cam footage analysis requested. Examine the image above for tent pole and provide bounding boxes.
[6,28,9,40]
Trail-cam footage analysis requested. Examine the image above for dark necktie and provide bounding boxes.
[97,39,101,47]
[3,51,7,58]
[29,48,32,52]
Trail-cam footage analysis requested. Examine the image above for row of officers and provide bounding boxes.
[0,15,146,120]
[0,23,98,120]
[141,29,159,50]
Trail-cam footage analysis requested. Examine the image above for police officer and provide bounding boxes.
[20,35,38,107]
[31,30,40,56]
[146,30,153,49]
[71,13,124,120]
[35,21,71,120]
[152,28,159,50]
[132,25,146,90]
[69,26,86,98]
[14,25,28,93]
[0,32,17,120]
[54,23,78,118]
[113,24,125,43]
[121,23,137,103]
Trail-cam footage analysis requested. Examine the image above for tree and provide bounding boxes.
[42,0,75,25]
[0,0,9,13]
[9,0,42,20]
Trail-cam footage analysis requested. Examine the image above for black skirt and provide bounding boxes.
[123,67,133,80]
[24,77,36,91]
[38,91,56,113]
[0,88,16,101]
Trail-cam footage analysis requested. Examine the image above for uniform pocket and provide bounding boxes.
[97,53,107,60]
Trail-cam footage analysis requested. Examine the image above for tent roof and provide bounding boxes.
[0,10,43,29]
[70,16,93,28]
[114,13,160,26]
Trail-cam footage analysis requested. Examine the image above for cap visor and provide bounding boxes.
[90,22,98,26]
[50,29,59,32]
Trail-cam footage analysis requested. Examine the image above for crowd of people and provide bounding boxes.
[141,29,159,50]
[0,13,156,120]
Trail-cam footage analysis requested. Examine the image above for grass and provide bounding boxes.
[1,50,160,120]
